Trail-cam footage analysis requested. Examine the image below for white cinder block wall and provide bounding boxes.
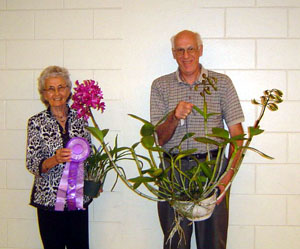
[0,0,299,249]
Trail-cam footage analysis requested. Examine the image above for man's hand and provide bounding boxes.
[217,123,244,204]
[217,169,234,204]
[155,101,194,146]
[174,101,194,120]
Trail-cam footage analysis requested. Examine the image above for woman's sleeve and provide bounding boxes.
[26,117,45,176]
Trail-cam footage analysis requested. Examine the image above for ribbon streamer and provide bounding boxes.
[55,137,90,211]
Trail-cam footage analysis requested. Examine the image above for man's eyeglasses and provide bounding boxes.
[44,85,69,94]
[173,47,198,57]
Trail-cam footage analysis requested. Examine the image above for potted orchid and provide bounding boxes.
[119,76,283,223]
[71,78,283,242]
[72,80,128,197]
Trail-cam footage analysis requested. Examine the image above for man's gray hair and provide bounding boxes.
[170,30,203,49]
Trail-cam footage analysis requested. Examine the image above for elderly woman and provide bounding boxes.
[26,66,92,249]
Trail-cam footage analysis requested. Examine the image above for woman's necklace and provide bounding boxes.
[53,114,67,123]
[51,108,68,133]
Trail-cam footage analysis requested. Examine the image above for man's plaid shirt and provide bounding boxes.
[150,65,244,154]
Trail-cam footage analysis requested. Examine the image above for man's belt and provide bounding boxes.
[163,149,219,161]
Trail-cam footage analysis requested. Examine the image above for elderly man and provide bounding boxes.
[150,30,244,249]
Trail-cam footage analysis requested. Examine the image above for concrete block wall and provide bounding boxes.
[0,1,299,249]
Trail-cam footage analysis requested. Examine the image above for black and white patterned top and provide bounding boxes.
[26,106,92,210]
[150,64,244,153]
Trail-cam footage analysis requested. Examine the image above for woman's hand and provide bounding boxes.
[41,148,72,173]
[54,148,72,163]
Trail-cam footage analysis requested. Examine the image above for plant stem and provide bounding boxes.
[215,96,271,203]
[89,108,163,202]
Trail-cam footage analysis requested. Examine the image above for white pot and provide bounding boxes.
[171,190,217,221]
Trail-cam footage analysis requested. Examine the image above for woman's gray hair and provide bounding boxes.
[170,30,203,49]
[38,65,72,106]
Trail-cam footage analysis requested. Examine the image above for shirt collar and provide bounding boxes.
[175,64,208,85]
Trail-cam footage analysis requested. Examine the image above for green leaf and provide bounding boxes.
[248,126,264,136]
[133,182,142,189]
[180,132,195,144]
[144,168,163,177]
[131,142,140,149]
[241,146,274,159]
[141,169,150,174]
[128,114,152,125]
[86,126,105,142]
[102,129,109,138]
[200,162,213,179]
[230,134,247,141]
[140,123,155,137]
[111,146,128,155]
[174,148,198,161]
[207,112,221,118]
[211,127,229,139]
[128,176,155,183]
[141,136,155,149]
[180,148,198,155]
[192,105,204,117]
[146,146,165,153]
[206,159,217,166]
[194,137,220,146]
[198,176,208,182]
[155,112,170,127]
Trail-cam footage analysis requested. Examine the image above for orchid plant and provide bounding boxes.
[72,80,128,192]
[122,78,283,208]
[72,78,283,205]
[72,78,283,244]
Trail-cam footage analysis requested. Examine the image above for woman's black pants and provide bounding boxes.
[37,208,89,249]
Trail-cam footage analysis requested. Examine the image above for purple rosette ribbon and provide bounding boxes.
[55,137,90,211]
